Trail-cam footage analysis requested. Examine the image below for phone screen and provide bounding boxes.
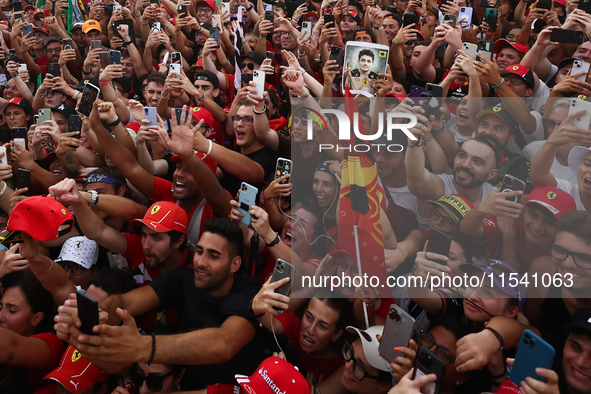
[415,369,435,394]
[77,84,100,117]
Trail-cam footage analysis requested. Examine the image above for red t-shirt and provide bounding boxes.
[29,333,65,394]
[276,311,345,379]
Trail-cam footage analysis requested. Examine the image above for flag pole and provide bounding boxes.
[353,225,370,329]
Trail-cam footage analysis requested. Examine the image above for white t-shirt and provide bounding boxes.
[526,81,552,114]
[523,141,577,184]
[446,113,474,144]
[379,178,419,218]
[556,180,586,211]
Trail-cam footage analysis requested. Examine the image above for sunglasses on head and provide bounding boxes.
[240,62,255,70]
[129,363,173,392]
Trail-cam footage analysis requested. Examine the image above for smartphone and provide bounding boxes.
[324,13,335,27]
[144,107,158,127]
[241,73,253,88]
[458,7,473,30]
[569,98,591,129]
[76,83,101,118]
[76,290,100,336]
[13,1,22,12]
[177,4,187,15]
[169,63,181,76]
[403,12,419,27]
[421,83,443,120]
[329,45,345,69]
[500,174,526,202]
[18,63,27,74]
[409,85,426,105]
[550,29,585,44]
[47,62,60,78]
[99,51,110,69]
[150,0,159,8]
[151,22,161,32]
[270,258,295,313]
[252,70,265,98]
[0,147,6,166]
[485,8,498,31]
[477,40,494,62]
[174,107,189,124]
[266,51,275,61]
[275,158,292,184]
[67,114,83,137]
[38,108,51,124]
[62,37,73,49]
[572,59,591,82]
[378,304,416,364]
[264,9,274,23]
[510,330,555,385]
[578,0,591,14]
[22,23,32,37]
[538,0,552,9]
[427,229,452,265]
[462,42,478,59]
[109,50,121,65]
[443,14,457,27]
[237,182,258,226]
[113,4,121,13]
[12,127,27,139]
[222,1,230,14]
[412,346,446,394]
[16,168,31,190]
[210,26,220,48]
[212,14,221,27]
[15,12,23,23]
[302,21,312,41]
[91,40,102,50]
[13,138,26,151]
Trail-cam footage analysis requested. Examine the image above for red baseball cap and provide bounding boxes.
[500,64,535,88]
[554,0,566,7]
[8,196,74,241]
[45,346,110,393]
[235,357,310,394]
[494,38,529,55]
[130,201,189,234]
[191,106,215,128]
[196,0,216,10]
[524,186,576,219]
[170,150,218,173]
[495,379,520,393]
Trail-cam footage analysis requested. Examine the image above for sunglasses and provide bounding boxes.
[240,62,255,70]
[130,363,173,392]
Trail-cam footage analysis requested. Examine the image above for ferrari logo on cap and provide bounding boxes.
[72,350,82,363]
[547,191,557,200]
[193,107,200,112]
[493,106,501,112]
[61,209,66,215]
[74,240,83,251]
[151,205,161,215]
[9,98,14,102]
[84,79,89,84]
[512,65,520,71]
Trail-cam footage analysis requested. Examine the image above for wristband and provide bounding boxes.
[265,233,280,247]
[253,104,267,115]
[124,40,133,46]
[484,327,504,350]
[0,181,7,197]
[82,69,92,75]
[106,116,121,127]
[146,332,156,366]
[491,80,503,89]
[490,370,507,380]
[99,80,109,85]
[206,139,213,156]
[432,122,446,135]
[246,5,253,11]
[30,257,53,275]
[249,299,265,318]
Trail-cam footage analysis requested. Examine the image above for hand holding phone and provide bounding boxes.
[76,290,100,335]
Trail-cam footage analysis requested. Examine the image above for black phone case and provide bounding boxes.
[16,168,31,190]
[550,29,585,44]
[412,346,446,394]
[76,291,100,335]
[47,63,61,78]
[427,229,452,264]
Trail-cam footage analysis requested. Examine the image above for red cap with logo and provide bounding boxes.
[494,38,529,55]
[130,201,189,234]
[191,106,215,128]
[8,196,74,241]
[235,357,310,394]
[500,64,535,87]
[45,346,110,393]
[524,186,576,219]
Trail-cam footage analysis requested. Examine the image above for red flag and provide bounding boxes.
[338,86,389,296]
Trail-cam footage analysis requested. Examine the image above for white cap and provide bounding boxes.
[55,236,99,269]
[346,325,390,372]
[568,146,591,176]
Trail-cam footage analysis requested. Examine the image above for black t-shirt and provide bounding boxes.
[219,145,278,197]
[149,269,277,389]
[405,68,446,88]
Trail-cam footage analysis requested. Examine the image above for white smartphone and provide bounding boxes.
[113,4,121,13]
[0,147,6,165]
[252,70,265,98]
[569,98,591,129]
[212,14,221,27]
[169,63,181,76]
[14,138,26,149]
[151,22,161,33]
[302,21,312,41]
[461,42,477,59]
[144,107,158,127]
[572,59,591,82]
[18,63,26,72]
[222,2,230,14]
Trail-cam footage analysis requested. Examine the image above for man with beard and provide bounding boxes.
[56,219,275,391]
[475,105,534,193]
[344,49,379,95]
[406,134,498,209]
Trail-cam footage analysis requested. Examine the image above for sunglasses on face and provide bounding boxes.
[240,62,255,70]
[502,77,524,85]
[130,363,173,392]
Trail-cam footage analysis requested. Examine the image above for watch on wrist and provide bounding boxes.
[265,233,280,247]
[88,190,99,208]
